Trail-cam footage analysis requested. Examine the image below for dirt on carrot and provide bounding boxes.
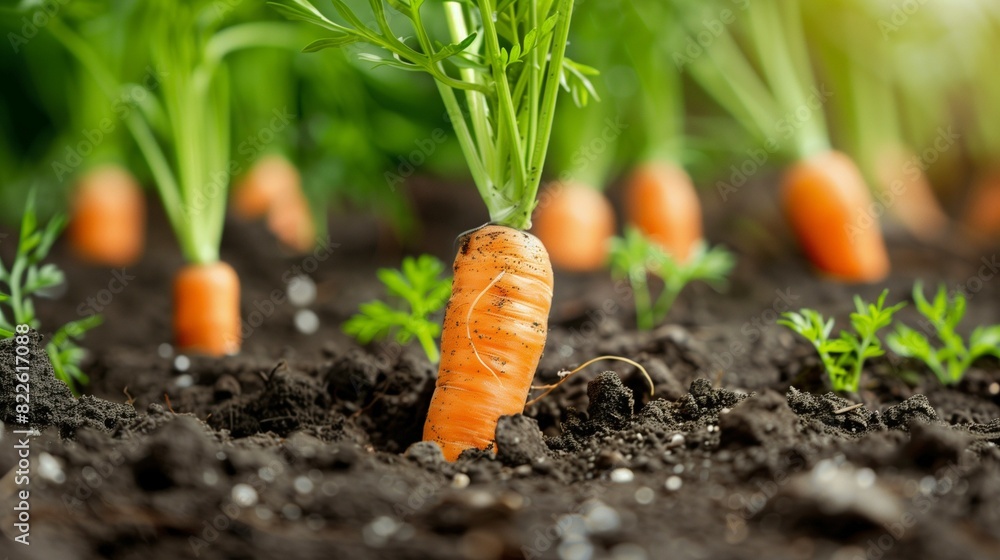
[68,165,146,266]
[624,162,703,262]
[172,261,241,356]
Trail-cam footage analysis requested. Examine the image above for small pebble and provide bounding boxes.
[294,309,320,335]
[232,484,259,507]
[558,539,594,560]
[282,503,302,520]
[158,343,173,359]
[37,453,65,484]
[202,470,218,486]
[364,516,400,547]
[216,451,227,461]
[451,473,470,489]
[175,373,193,387]
[673,464,684,474]
[856,468,876,489]
[173,355,191,372]
[665,476,683,491]
[634,487,655,505]
[610,468,634,484]
[255,506,273,521]
[990,382,999,395]
[667,434,685,449]
[583,502,621,533]
[287,275,317,306]
[294,476,314,494]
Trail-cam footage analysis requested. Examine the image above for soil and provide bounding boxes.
[1,180,999,560]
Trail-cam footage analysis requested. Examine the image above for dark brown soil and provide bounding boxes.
[1,182,999,560]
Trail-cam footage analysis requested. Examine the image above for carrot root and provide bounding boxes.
[782,150,890,283]
[624,162,703,262]
[68,165,146,266]
[173,261,241,356]
[526,355,654,407]
[423,225,554,461]
[234,155,316,252]
[532,182,615,271]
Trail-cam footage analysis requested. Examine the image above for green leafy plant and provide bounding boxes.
[0,194,102,392]
[887,282,1000,385]
[343,255,451,363]
[609,228,734,330]
[780,290,904,393]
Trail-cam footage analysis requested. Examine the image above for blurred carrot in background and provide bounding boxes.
[69,165,146,266]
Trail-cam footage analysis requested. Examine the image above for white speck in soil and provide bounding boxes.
[364,516,400,547]
[514,464,532,476]
[287,275,317,306]
[990,382,1000,395]
[294,309,320,335]
[610,543,648,560]
[38,453,65,484]
[255,506,273,521]
[667,433,685,448]
[558,538,594,560]
[282,503,302,520]
[558,345,574,358]
[202,470,218,486]
[665,476,683,491]
[215,451,227,461]
[175,373,193,388]
[813,459,837,483]
[673,464,684,474]
[634,487,654,505]
[610,468,634,483]
[451,473,471,489]
[173,355,191,372]
[158,343,173,359]
[294,476,314,494]
[232,483,259,507]
[919,476,936,495]
[259,467,276,482]
[856,468,876,488]
[583,502,621,533]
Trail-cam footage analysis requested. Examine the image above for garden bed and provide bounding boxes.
[2,186,999,560]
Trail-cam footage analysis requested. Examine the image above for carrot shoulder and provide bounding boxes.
[782,150,890,282]
[173,261,242,356]
[68,165,146,266]
[423,225,554,461]
[624,162,703,262]
[532,182,615,271]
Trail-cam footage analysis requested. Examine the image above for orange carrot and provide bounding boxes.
[874,147,948,241]
[233,155,300,219]
[782,150,890,282]
[624,162,703,262]
[234,155,316,252]
[173,261,241,356]
[532,182,615,271]
[423,225,554,461]
[68,165,146,266]
[964,169,1000,241]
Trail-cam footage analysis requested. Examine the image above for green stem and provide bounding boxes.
[633,276,653,331]
[652,280,683,325]
[417,331,440,364]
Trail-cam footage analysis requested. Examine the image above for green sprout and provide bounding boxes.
[343,255,451,363]
[0,193,102,392]
[610,228,734,330]
[887,282,1000,385]
[780,290,905,393]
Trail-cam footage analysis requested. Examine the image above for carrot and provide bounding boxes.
[874,150,949,242]
[68,165,146,266]
[423,225,554,461]
[173,261,241,356]
[964,169,1000,241]
[233,154,299,219]
[782,150,890,283]
[266,187,317,253]
[624,162,703,262]
[532,182,615,271]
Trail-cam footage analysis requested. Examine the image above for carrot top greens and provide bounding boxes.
[273,0,590,230]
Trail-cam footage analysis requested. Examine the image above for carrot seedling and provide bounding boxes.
[0,193,102,392]
[278,0,588,460]
[780,290,904,393]
[610,228,734,331]
[887,282,1000,386]
[343,255,451,364]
